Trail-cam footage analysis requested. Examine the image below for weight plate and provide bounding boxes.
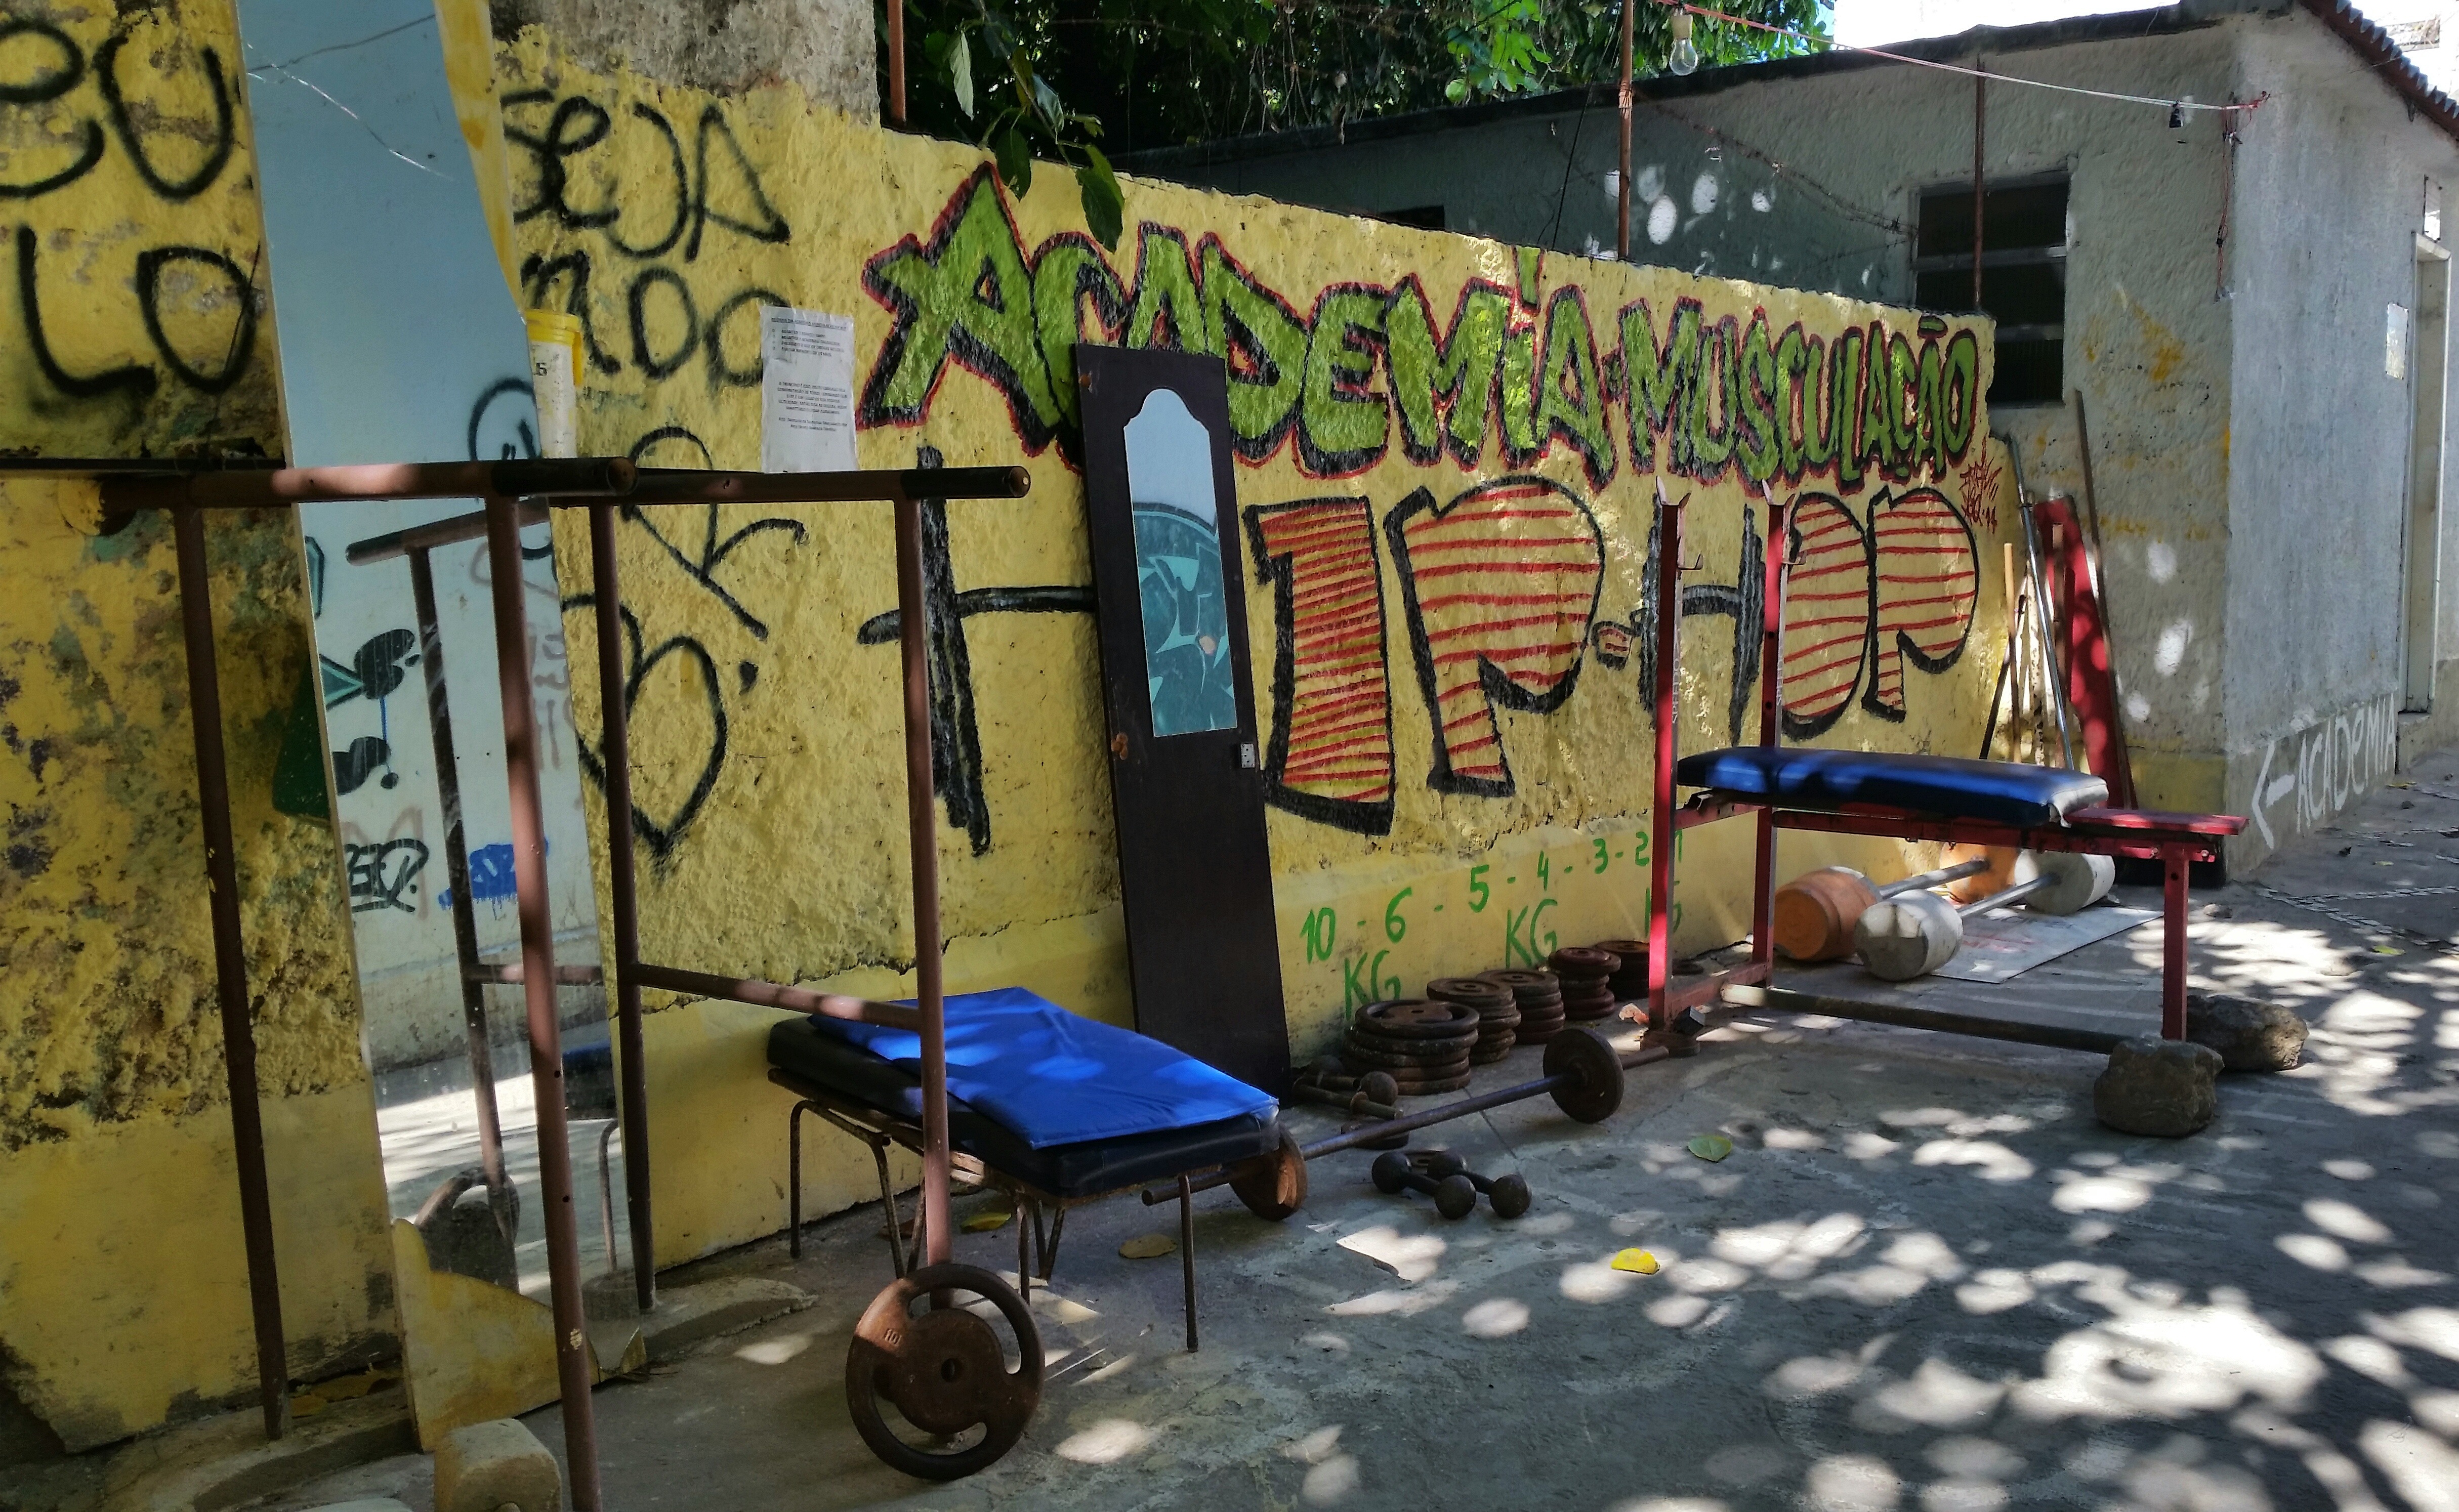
[1383,1070,1472,1094]
[1543,1026,1626,1124]
[1591,938,1649,962]
[1481,968,1557,992]
[1229,1131,1309,1221]
[1550,947,1620,976]
[1427,976,1514,1006]
[846,1263,1042,1480]
[1357,998,1482,1039]
[1343,1032,1478,1067]
[1469,1037,1515,1064]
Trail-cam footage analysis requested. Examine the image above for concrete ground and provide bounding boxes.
[257,754,2459,1512]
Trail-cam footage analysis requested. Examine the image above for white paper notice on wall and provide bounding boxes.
[761,306,858,473]
[2389,302,2411,379]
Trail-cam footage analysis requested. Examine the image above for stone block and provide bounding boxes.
[2094,1037,2223,1138]
[2185,990,2308,1072]
[434,1418,560,1512]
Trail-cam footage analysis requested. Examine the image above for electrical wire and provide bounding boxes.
[1660,0,2271,116]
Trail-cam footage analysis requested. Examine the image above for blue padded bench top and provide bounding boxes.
[1678,747,2109,829]
[768,1017,1279,1200]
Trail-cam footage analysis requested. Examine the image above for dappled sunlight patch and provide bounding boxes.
[2011,1284,2324,1420]
[732,1330,811,1365]
[1711,1212,1867,1279]
[2410,1388,2459,1437]
[2360,1420,2459,1512]
[1324,1280,1460,1317]
[1917,1477,2008,1511]
[1955,1268,2033,1314]
[1298,1331,1349,1355]
[1609,1500,1732,1512]
[2323,1158,2377,1180]
[1646,1293,1712,1328]
[1912,1138,2034,1183]
[1054,1417,1152,1464]
[1808,1232,1964,1306]
[1669,1256,1752,1293]
[2305,1197,2393,1244]
[1765,1336,1893,1403]
[1702,1441,1792,1486]
[1562,1256,1645,1302]
[2275,1233,2351,1271]
[1461,1297,1529,1338]
[2357,1258,2452,1287]
[2050,1169,2156,1214]
[2322,1334,2411,1387]
[1805,1452,1903,1511]
[1856,1358,2006,1431]
[1766,1126,1829,1151]
[2364,1306,2459,1362]
[1336,1225,1444,1282]
[1926,1437,2024,1479]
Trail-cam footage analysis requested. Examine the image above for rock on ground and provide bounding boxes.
[2094,1036,2223,1137]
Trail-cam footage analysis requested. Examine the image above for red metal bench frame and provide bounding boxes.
[1644,492,2246,1044]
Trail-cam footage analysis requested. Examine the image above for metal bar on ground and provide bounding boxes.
[172,505,291,1442]
[480,495,601,1511]
[630,962,925,1030]
[110,457,633,512]
[589,500,658,1309]
[1721,983,2127,1054]
[894,488,956,1269]
[1153,1042,1677,1201]
[409,545,510,1240]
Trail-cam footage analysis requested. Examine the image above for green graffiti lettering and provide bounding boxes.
[1535,288,1614,484]
[1299,285,1391,474]
[1501,318,1540,457]
[1941,328,1979,459]
[1620,298,1701,475]
[1686,316,1737,479]
[1916,336,1945,476]
[1385,278,1514,465]
[859,166,1060,447]
[1888,331,1921,474]
[1832,327,1866,487]
[1028,234,1128,433]
[1860,323,1900,476]
[1775,324,1810,479]
[1736,314,1780,485]
[1127,224,1211,354]
[1199,239,1307,459]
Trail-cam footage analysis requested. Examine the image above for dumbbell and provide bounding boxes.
[1294,1078,1400,1121]
[1417,1151,1532,1220]
[1370,1149,1478,1220]
[1854,852,2115,981]
[1774,857,1990,961]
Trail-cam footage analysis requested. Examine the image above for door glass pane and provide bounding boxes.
[1124,389,1237,736]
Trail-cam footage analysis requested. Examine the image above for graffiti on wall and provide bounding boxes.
[504,69,1995,868]
[2245,693,2402,851]
[2,18,261,414]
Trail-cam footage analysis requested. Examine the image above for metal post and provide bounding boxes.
[1617,0,1637,262]
[892,490,954,1268]
[1750,501,1788,975]
[2161,847,2190,1041]
[407,547,509,1236]
[171,505,291,1442]
[1972,65,1987,310]
[887,0,907,123]
[1648,490,1684,1036]
[479,496,601,1511]
[587,503,657,1309]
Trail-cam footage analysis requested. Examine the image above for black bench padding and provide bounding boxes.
[767,1017,1280,1199]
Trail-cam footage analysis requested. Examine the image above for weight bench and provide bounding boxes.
[1640,492,2246,1043]
[766,986,1288,1351]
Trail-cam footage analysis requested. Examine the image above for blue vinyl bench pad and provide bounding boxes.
[808,986,1276,1150]
[1677,747,2109,829]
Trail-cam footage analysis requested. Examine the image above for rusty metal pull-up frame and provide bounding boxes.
[10,453,1028,1510]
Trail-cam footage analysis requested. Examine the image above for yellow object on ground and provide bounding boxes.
[1611,1249,1660,1275]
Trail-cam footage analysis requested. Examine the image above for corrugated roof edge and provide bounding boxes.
[1118,1,2458,177]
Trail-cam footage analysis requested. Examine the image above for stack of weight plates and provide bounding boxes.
[1593,938,1650,1002]
[1551,947,1620,1021]
[1343,999,1479,1094]
[1481,969,1564,1043]
[1427,976,1518,1063]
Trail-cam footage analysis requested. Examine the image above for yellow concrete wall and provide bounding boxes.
[0,0,394,1451]
[502,36,2017,1269]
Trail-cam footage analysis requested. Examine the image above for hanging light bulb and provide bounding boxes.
[1669,11,1700,76]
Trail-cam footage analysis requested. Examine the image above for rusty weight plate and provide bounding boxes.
[845,1263,1042,1480]
[1356,999,1482,1039]
[1542,1026,1625,1124]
